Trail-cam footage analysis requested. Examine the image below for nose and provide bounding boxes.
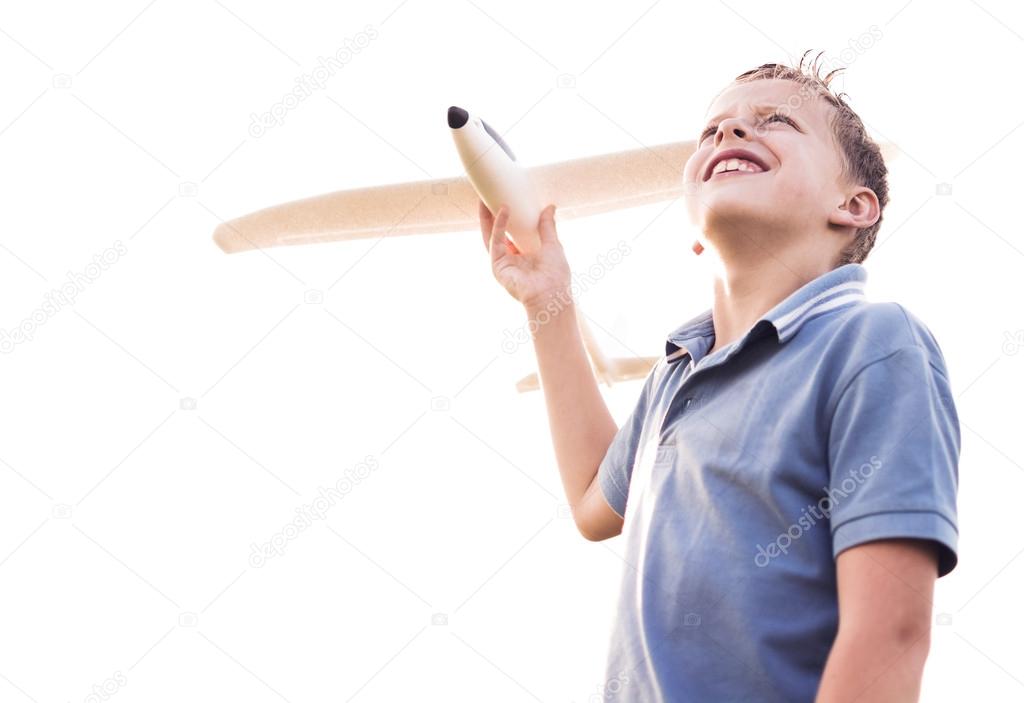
[714,116,752,146]
[448,105,469,129]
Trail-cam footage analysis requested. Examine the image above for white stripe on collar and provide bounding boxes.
[773,281,866,332]
[774,285,866,341]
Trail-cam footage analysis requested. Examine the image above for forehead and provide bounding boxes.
[705,78,831,131]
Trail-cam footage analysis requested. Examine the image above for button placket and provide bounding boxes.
[659,387,700,440]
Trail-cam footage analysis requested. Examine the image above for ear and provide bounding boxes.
[829,186,880,231]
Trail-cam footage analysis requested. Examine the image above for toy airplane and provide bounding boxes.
[213,106,897,392]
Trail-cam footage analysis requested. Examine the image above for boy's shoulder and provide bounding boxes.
[821,299,950,377]
[836,299,939,346]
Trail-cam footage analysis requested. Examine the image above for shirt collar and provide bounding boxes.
[664,263,869,363]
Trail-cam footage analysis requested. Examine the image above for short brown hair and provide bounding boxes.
[731,50,889,266]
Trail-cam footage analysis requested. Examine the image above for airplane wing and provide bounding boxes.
[213,140,696,253]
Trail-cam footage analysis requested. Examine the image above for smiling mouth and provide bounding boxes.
[707,158,767,181]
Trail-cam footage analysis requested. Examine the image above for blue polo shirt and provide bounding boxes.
[596,263,959,702]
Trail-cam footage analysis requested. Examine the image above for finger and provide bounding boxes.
[479,200,495,251]
[489,205,510,266]
[537,204,558,245]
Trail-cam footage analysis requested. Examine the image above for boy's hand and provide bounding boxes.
[479,201,571,311]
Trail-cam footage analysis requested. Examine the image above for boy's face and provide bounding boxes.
[682,78,848,258]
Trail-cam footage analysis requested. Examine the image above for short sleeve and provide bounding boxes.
[827,345,960,576]
[597,362,661,519]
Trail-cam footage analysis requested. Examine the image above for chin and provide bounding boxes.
[697,192,779,232]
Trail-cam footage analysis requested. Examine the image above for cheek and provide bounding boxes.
[682,152,708,223]
[774,154,827,202]
[783,143,833,186]
[683,149,708,183]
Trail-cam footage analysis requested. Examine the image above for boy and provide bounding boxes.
[478,51,959,702]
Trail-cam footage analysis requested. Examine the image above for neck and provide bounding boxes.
[706,245,835,354]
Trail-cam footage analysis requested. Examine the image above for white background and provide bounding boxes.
[1,0,1022,701]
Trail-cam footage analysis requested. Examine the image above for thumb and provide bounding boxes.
[537,204,558,245]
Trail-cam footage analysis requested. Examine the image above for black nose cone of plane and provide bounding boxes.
[447,105,469,129]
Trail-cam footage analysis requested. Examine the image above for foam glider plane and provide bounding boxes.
[213,107,896,392]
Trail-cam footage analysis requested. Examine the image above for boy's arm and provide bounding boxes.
[815,538,937,702]
[478,201,624,541]
[525,294,623,540]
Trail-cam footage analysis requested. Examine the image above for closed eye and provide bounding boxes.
[763,112,798,129]
[698,111,800,144]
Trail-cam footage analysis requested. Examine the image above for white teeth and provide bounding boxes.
[711,157,764,177]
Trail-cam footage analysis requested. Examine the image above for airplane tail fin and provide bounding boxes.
[514,355,659,393]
